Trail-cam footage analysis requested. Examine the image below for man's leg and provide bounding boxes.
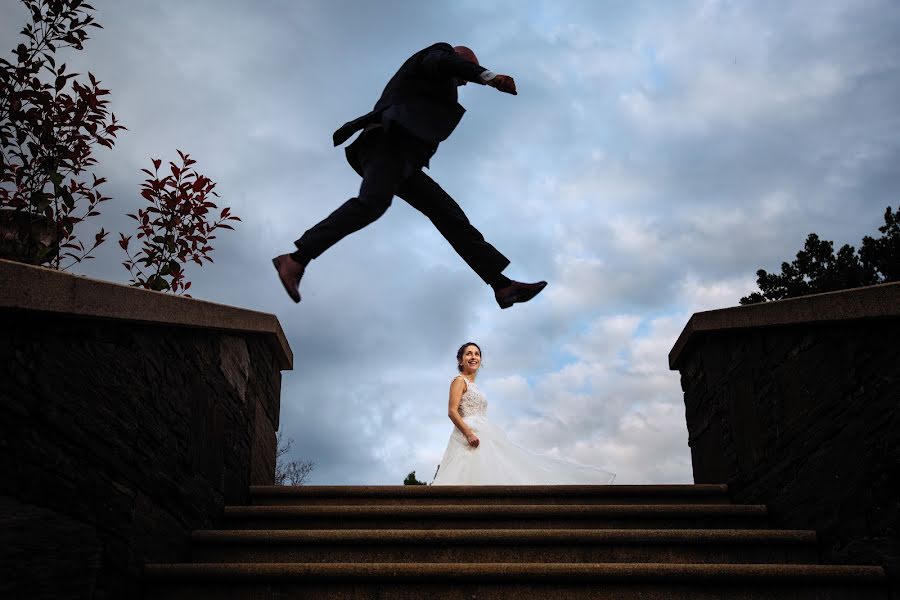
[292,134,405,264]
[273,131,404,303]
[396,171,546,308]
[395,171,510,285]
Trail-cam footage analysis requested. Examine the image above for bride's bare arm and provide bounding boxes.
[448,378,480,447]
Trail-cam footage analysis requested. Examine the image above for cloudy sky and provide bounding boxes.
[3,0,899,485]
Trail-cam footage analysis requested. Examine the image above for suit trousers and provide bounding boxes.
[294,128,510,285]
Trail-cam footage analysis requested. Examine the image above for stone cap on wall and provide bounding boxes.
[669,281,900,370]
[0,258,293,370]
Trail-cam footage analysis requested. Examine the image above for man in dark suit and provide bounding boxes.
[272,43,546,309]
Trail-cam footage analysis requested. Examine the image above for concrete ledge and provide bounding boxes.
[250,484,729,498]
[191,528,817,545]
[143,561,887,583]
[224,504,769,518]
[0,258,292,370]
[669,282,900,369]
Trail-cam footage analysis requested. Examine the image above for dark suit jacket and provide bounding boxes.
[332,42,488,151]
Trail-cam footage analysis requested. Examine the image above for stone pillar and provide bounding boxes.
[669,282,900,589]
[0,259,293,599]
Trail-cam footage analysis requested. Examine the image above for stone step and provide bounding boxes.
[222,503,769,530]
[190,528,819,564]
[143,562,889,600]
[249,484,733,506]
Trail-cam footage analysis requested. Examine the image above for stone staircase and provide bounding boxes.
[143,484,888,599]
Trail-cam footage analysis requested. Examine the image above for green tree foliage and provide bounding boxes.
[403,471,427,485]
[860,205,900,282]
[740,205,899,304]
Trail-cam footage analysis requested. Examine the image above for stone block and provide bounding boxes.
[671,285,900,588]
[1,294,289,596]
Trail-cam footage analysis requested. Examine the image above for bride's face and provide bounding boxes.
[460,345,481,373]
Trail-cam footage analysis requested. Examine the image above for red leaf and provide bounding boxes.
[152,158,161,170]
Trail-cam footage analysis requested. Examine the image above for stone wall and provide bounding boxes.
[670,282,900,586]
[0,260,292,599]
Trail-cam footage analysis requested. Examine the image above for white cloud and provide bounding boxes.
[677,273,758,313]
[493,313,691,484]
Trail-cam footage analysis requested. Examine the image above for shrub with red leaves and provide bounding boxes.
[119,151,241,296]
[0,0,125,269]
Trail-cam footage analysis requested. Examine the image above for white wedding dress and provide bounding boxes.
[432,376,616,485]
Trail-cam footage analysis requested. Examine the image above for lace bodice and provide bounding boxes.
[457,377,488,417]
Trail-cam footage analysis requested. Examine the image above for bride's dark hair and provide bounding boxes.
[456,341,482,372]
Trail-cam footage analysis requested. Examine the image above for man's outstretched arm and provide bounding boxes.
[419,43,517,94]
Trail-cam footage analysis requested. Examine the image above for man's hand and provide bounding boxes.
[489,74,517,95]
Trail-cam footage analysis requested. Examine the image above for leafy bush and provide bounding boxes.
[403,471,427,485]
[1,0,124,268]
[118,151,240,295]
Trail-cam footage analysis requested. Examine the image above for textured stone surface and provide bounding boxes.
[0,496,102,599]
[0,309,286,599]
[669,281,900,369]
[144,483,892,600]
[676,318,900,590]
[144,562,889,600]
[220,503,771,531]
[0,258,292,370]
[248,483,733,506]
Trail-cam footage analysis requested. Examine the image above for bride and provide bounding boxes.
[432,342,616,485]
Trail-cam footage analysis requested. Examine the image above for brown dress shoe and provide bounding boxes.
[271,254,305,303]
[494,280,547,309]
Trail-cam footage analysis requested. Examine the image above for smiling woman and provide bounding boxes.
[432,342,616,485]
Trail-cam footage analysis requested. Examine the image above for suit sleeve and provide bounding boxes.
[418,44,489,84]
